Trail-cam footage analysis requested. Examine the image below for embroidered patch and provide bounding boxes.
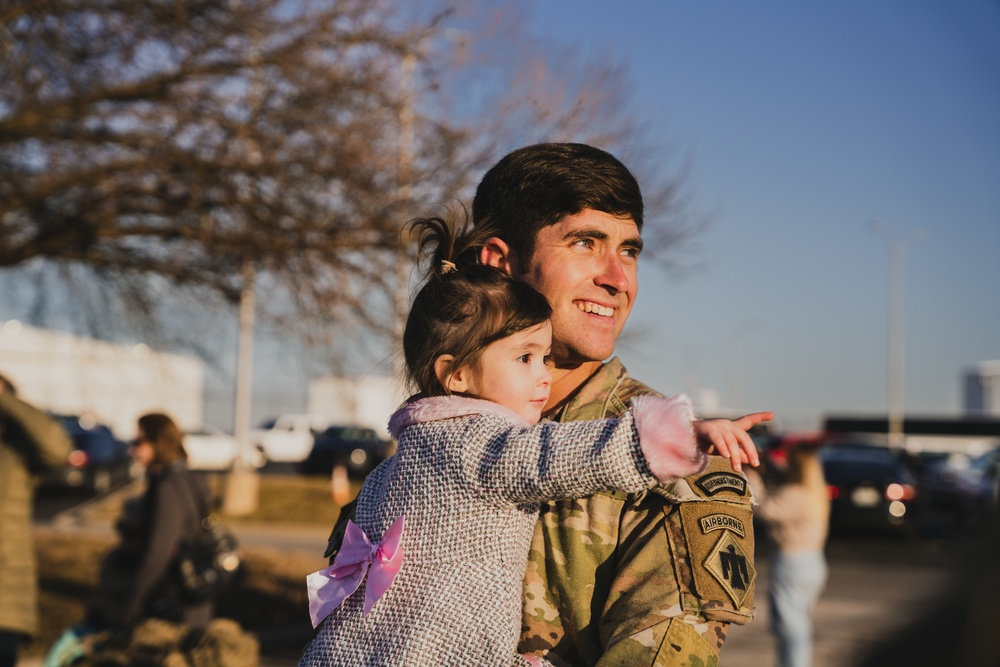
[695,472,747,497]
[699,513,746,538]
[703,531,756,608]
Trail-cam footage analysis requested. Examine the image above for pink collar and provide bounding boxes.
[388,395,531,438]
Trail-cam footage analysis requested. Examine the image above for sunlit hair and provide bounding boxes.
[471,142,644,270]
[787,446,831,521]
[403,211,552,397]
[137,412,188,466]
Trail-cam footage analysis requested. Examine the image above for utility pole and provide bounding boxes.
[223,31,263,516]
[870,221,923,449]
[223,261,260,516]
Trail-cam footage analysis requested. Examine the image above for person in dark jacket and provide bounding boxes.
[105,412,214,629]
[0,373,72,667]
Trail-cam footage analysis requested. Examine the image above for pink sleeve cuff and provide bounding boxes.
[631,394,707,481]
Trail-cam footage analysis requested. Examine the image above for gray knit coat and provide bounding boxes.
[298,394,704,667]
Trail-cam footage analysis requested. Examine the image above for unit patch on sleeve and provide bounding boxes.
[678,500,757,619]
[695,472,747,497]
[703,530,755,608]
[699,513,746,538]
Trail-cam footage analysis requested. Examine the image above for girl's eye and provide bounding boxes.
[518,354,531,363]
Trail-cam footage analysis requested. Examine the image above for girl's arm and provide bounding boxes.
[453,395,706,504]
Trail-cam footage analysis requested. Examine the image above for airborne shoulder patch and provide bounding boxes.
[677,500,757,622]
[699,513,746,538]
[704,531,755,608]
[695,471,747,497]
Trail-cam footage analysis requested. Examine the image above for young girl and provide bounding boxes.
[298,216,761,667]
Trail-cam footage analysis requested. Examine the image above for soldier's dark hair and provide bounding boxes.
[471,143,644,270]
[403,212,552,397]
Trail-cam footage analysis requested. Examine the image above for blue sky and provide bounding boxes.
[526,1,1000,430]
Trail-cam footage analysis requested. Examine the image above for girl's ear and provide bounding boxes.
[479,237,517,274]
[434,354,472,393]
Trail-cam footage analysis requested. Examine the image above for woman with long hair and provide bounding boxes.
[110,412,215,629]
[752,445,830,667]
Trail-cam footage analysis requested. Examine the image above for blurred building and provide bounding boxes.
[0,319,204,437]
[964,360,1000,417]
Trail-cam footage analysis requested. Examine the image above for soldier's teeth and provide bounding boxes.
[577,302,613,317]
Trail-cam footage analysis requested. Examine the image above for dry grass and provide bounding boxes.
[28,473,359,660]
[227,473,361,526]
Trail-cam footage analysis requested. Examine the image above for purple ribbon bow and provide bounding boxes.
[306,516,405,627]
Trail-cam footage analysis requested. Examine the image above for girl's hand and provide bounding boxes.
[693,412,774,471]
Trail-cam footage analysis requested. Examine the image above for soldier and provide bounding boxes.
[326,143,768,666]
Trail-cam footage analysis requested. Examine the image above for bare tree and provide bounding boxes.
[1,0,463,341]
[0,0,700,365]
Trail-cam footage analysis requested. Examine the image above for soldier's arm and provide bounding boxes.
[596,458,758,665]
[594,493,727,667]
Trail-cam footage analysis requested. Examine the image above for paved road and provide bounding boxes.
[724,535,962,667]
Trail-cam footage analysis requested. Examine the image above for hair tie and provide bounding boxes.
[440,260,457,275]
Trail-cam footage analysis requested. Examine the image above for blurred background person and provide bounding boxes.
[0,373,72,667]
[99,412,215,631]
[749,444,830,667]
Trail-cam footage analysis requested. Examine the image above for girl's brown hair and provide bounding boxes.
[137,412,188,467]
[403,211,552,397]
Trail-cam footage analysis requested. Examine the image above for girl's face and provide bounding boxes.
[448,321,553,424]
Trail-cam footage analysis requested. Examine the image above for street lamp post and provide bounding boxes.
[870,221,923,449]
[222,261,261,516]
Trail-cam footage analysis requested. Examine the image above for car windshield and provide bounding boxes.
[971,449,1000,471]
[323,427,376,442]
[821,445,896,465]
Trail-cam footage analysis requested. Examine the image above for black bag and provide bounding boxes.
[176,513,242,602]
[174,473,242,603]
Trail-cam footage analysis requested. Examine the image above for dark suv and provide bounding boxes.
[300,425,393,477]
[41,415,134,494]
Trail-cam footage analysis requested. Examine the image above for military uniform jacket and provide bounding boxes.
[298,394,705,667]
[519,358,757,667]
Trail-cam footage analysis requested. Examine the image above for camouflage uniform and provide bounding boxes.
[519,357,756,667]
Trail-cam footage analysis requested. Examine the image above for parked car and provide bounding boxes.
[921,446,1000,527]
[250,413,330,464]
[820,441,919,536]
[300,425,393,477]
[184,424,258,471]
[41,415,134,495]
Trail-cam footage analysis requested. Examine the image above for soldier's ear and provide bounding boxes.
[480,237,518,275]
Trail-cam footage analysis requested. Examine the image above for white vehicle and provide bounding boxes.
[249,413,330,464]
[184,424,245,471]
